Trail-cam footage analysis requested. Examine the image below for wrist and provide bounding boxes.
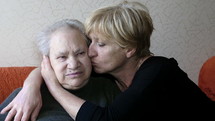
[23,82,41,94]
[23,67,43,89]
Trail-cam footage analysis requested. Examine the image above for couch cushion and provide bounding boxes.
[0,66,36,104]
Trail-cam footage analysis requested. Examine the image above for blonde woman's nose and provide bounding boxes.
[88,44,97,57]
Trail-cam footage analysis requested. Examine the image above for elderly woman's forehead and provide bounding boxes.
[50,30,87,47]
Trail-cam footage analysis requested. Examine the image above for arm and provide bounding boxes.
[23,67,43,89]
[1,68,43,121]
[41,56,85,120]
[42,56,154,121]
[41,56,134,121]
[41,56,135,121]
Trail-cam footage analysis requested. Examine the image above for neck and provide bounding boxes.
[112,56,151,91]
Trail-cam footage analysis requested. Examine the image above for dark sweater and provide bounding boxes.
[0,76,120,121]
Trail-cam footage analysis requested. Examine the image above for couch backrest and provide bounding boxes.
[0,66,36,104]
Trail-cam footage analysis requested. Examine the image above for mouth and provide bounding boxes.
[65,71,83,78]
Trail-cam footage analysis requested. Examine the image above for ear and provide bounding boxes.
[125,48,136,58]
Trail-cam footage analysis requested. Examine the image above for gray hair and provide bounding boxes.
[36,19,89,56]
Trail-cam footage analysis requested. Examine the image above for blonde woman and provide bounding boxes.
[1,1,213,121]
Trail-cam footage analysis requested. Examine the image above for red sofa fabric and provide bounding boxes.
[0,66,36,104]
[198,56,215,101]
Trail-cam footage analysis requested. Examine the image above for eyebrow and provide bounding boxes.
[55,51,68,56]
[74,48,85,54]
[55,48,85,56]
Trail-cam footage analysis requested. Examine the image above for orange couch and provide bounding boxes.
[198,56,215,101]
[0,66,36,104]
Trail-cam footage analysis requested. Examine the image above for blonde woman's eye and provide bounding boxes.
[97,42,105,47]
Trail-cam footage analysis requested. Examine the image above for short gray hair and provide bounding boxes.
[36,19,88,56]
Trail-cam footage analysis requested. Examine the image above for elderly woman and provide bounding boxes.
[2,1,213,121]
[0,19,120,121]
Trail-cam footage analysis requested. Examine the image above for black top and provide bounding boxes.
[76,56,213,121]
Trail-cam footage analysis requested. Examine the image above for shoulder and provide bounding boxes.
[136,56,181,81]
[144,56,178,65]
[141,56,190,82]
[141,56,179,70]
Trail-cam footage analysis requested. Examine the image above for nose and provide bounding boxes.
[67,57,80,69]
[88,43,97,58]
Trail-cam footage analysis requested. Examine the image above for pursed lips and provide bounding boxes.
[65,71,83,78]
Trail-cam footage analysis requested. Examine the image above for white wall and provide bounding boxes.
[0,0,214,84]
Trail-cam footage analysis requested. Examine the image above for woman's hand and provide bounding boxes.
[0,67,43,121]
[41,56,61,91]
[0,84,42,121]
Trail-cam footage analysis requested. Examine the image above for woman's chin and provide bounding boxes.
[62,83,84,90]
[61,84,75,90]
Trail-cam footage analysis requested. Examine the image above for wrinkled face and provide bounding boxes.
[88,31,128,75]
[49,28,92,90]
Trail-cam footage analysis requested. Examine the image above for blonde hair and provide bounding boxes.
[85,1,154,58]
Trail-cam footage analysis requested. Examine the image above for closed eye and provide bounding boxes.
[97,42,105,47]
[78,51,85,55]
[57,56,67,61]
